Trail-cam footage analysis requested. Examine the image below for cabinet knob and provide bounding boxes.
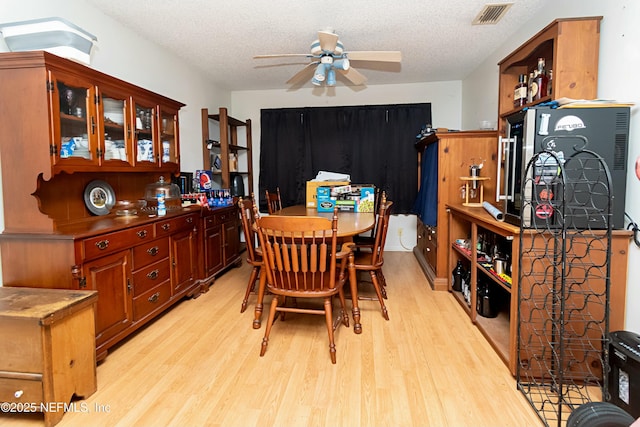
[137,230,148,239]
[95,240,109,250]
[147,246,159,256]
[148,292,160,303]
[162,224,170,231]
[186,217,193,224]
[147,270,159,280]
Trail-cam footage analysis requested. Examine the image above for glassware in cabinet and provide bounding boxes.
[50,73,98,168]
[99,88,131,164]
[159,107,179,166]
[133,100,156,166]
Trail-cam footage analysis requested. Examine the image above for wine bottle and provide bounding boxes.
[452,260,464,292]
[531,58,549,101]
[513,74,528,108]
[547,69,553,97]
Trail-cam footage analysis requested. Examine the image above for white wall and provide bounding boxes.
[231,81,463,251]
[462,0,640,333]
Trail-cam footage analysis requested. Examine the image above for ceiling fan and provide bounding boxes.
[254,29,402,87]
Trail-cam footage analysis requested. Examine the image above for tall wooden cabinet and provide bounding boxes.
[201,107,253,197]
[0,51,203,360]
[414,131,497,290]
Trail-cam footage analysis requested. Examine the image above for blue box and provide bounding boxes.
[316,186,337,212]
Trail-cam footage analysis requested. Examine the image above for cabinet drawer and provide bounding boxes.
[83,224,154,260]
[204,209,235,229]
[133,258,171,296]
[0,377,43,405]
[156,213,197,237]
[132,238,169,270]
[133,281,171,320]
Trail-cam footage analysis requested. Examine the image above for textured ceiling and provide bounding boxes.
[87,0,553,91]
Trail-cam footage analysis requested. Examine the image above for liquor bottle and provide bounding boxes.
[547,69,553,97]
[513,74,528,108]
[531,58,549,101]
[452,260,464,292]
[527,71,535,104]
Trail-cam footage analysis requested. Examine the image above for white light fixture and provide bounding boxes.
[0,17,97,65]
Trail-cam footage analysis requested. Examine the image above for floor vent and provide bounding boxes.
[472,3,513,25]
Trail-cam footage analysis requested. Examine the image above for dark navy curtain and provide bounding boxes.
[259,103,431,214]
[412,142,438,225]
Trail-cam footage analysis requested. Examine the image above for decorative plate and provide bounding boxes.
[84,180,116,215]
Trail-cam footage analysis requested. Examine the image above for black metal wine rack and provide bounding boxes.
[516,141,613,427]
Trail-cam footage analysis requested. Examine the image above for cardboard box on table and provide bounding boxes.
[306,180,350,208]
[317,184,376,212]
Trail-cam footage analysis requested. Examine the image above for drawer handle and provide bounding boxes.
[147,246,159,256]
[186,217,193,224]
[148,292,160,303]
[137,230,148,238]
[147,269,159,280]
[162,224,171,231]
[14,390,23,398]
[95,240,109,250]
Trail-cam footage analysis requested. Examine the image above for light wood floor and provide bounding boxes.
[1,252,544,427]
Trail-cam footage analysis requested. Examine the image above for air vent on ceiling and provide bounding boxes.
[472,3,513,25]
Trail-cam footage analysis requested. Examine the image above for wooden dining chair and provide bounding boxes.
[265,188,282,214]
[254,207,354,363]
[238,195,264,313]
[353,188,382,246]
[352,194,393,320]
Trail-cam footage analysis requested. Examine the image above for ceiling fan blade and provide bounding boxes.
[254,53,311,59]
[345,51,402,62]
[318,30,339,53]
[286,62,317,85]
[339,67,368,85]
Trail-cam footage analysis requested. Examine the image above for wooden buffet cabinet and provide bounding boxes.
[414,130,498,290]
[0,51,241,361]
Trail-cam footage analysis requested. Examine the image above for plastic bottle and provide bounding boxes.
[157,192,166,216]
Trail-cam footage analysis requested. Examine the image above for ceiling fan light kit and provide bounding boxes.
[254,30,401,88]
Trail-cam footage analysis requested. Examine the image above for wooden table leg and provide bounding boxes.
[348,252,362,334]
[253,268,266,329]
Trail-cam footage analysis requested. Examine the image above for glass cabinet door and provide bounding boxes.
[100,88,131,165]
[159,107,179,166]
[134,100,156,166]
[50,72,98,167]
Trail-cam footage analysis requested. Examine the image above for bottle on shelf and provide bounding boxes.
[527,71,535,104]
[547,69,553,97]
[530,58,549,102]
[452,260,464,292]
[157,192,166,216]
[513,74,528,108]
[462,269,471,306]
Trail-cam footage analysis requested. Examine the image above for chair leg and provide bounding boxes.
[324,297,337,364]
[241,265,260,313]
[369,271,389,321]
[348,255,362,334]
[337,288,349,328]
[261,295,279,357]
[253,268,267,329]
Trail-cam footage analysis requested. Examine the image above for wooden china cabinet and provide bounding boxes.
[0,51,202,360]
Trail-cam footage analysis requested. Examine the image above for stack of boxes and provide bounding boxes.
[314,184,376,213]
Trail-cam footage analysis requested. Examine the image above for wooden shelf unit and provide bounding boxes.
[497,17,602,136]
[447,204,630,375]
[201,107,253,197]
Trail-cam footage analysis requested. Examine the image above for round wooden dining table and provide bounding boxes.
[253,205,375,334]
